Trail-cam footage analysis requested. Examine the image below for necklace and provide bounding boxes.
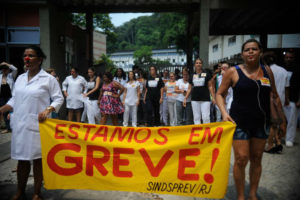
[243,64,260,80]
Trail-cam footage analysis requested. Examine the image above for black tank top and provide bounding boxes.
[87,78,100,100]
[230,65,270,131]
[0,83,12,99]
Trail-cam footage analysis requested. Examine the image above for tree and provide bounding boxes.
[133,46,153,65]
[71,13,117,53]
[95,54,116,72]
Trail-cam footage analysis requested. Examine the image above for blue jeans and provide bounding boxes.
[233,126,269,140]
[176,100,193,125]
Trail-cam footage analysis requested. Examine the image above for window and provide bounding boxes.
[212,44,218,52]
[228,36,236,47]
[173,59,176,63]
[7,27,40,44]
[0,28,5,43]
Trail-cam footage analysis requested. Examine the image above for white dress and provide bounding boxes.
[7,69,64,160]
[62,75,87,109]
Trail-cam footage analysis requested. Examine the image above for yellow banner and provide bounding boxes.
[39,119,236,199]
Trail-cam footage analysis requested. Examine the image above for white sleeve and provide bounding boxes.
[9,64,18,80]
[62,77,68,91]
[49,77,64,112]
[82,78,88,93]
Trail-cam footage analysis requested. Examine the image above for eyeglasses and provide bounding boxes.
[23,54,38,59]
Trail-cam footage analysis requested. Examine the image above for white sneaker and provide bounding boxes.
[286,141,294,147]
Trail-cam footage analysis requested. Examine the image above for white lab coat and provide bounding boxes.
[7,69,64,160]
[62,75,87,109]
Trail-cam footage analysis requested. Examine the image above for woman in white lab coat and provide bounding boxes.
[62,67,87,122]
[0,46,64,200]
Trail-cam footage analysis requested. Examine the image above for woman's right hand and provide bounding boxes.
[222,113,235,123]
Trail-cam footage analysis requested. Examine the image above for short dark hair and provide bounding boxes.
[104,71,113,81]
[25,45,46,67]
[262,51,277,65]
[241,39,263,52]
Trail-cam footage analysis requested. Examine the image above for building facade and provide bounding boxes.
[110,48,186,72]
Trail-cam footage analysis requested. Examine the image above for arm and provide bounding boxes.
[38,77,64,122]
[144,88,147,104]
[216,68,235,123]
[98,88,103,104]
[208,76,216,104]
[122,88,127,105]
[266,66,287,136]
[113,81,124,98]
[183,84,192,107]
[136,85,140,106]
[62,78,68,97]
[160,87,164,104]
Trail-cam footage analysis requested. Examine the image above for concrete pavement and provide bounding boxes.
[1,130,300,200]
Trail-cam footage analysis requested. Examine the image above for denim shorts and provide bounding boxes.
[233,126,269,140]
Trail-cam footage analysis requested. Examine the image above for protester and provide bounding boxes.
[62,67,87,122]
[160,70,169,125]
[83,67,101,124]
[164,72,178,126]
[122,71,140,127]
[189,58,213,124]
[99,71,124,126]
[0,62,17,134]
[0,46,64,200]
[209,62,232,122]
[262,51,289,153]
[137,70,147,126]
[216,39,286,200]
[144,66,164,126]
[175,67,192,125]
[114,68,127,123]
[283,50,300,147]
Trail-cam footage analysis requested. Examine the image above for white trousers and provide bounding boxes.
[167,101,177,126]
[86,100,101,124]
[191,101,211,124]
[160,97,168,125]
[284,102,300,143]
[123,104,137,127]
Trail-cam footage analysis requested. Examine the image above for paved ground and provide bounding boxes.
[1,128,300,200]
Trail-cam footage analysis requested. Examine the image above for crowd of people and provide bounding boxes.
[0,39,299,200]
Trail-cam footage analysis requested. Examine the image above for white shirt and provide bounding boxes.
[165,81,178,102]
[7,69,64,160]
[62,75,87,109]
[270,64,290,106]
[176,79,191,102]
[124,81,140,106]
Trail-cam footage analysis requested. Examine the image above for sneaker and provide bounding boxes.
[286,141,294,147]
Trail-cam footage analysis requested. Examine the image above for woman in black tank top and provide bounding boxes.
[215,39,286,200]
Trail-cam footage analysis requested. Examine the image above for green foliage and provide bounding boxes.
[95,54,116,72]
[110,13,187,53]
[133,46,153,65]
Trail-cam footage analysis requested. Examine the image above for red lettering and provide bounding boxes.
[178,148,200,181]
[215,127,223,144]
[83,124,96,141]
[68,124,80,139]
[86,145,110,176]
[91,126,108,141]
[139,148,173,177]
[113,148,134,177]
[188,127,203,145]
[110,127,134,142]
[134,128,151,143]
[154,128,169,145]
[47,143,82,176]
[54,124,66,139]
[201,127,222,144]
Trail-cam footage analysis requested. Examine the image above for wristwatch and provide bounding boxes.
[46,106,53,112]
